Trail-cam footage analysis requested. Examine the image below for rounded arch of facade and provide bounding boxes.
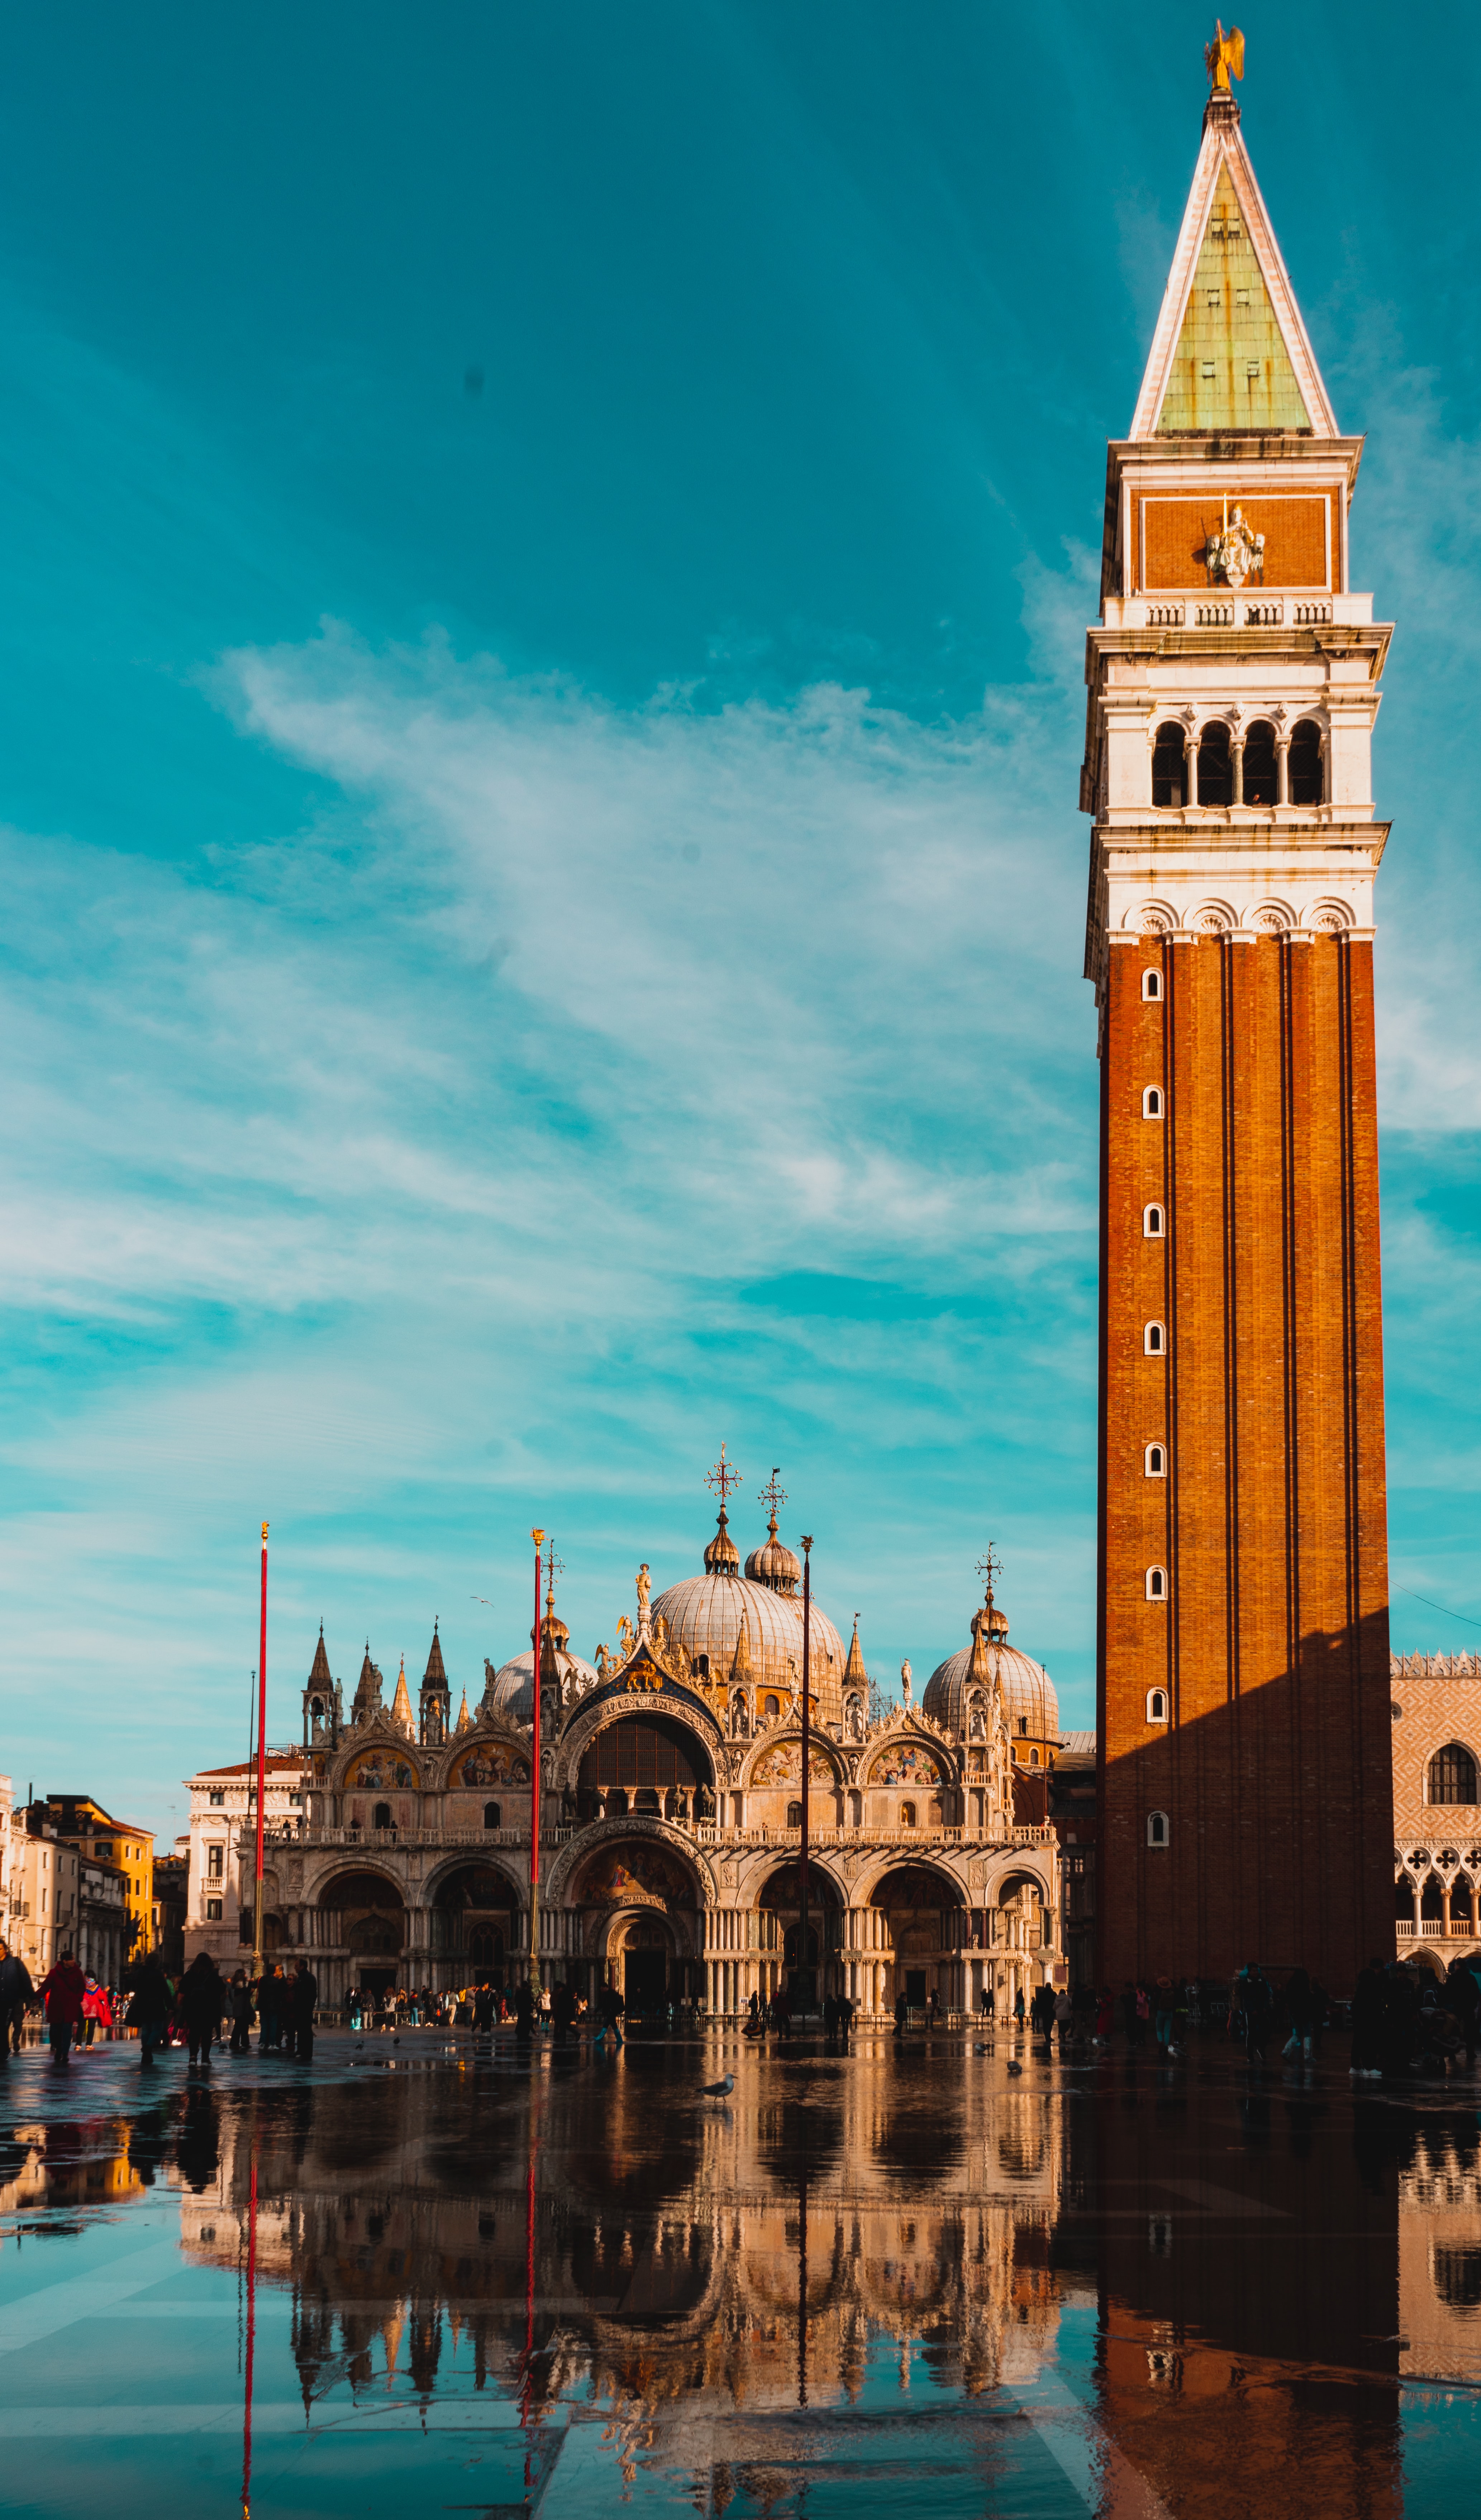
[308,1857,410,1909]
[420,1850,527,1912]
[981,1857,1054,1908]
[436,1723,534,1788]
[738,1731,845,1793]
[551,1691,725,1793]
[855,1851,973,1908]
[544,1813,718,1911]
[860,1730,958,1793]
[582,1900,703,1962]
[335,1736,424,1793]
[733,1850,850,1910]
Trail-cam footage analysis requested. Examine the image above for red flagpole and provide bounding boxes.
[800,1535,812,2018]
[253,1523,268,1969]
[529,1528,544,1993]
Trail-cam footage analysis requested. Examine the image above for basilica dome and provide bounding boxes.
[653,1516,846,1726]
[923,1599,1059,1746]
[482,1632,600,1727]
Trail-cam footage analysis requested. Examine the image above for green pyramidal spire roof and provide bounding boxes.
[1156,170,1311,432]
[1130,99,1336,442]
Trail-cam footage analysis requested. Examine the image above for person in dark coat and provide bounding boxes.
[288,1960,318,2063]
[37,1952,87,2069]
[179,1952,225,2069]
[257,1963,285,2053]
[227,1970,254,2056]
[127,1956,174,2068]
[0,1943,34,2059]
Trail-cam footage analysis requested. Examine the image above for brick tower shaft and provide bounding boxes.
[1084,89,1394,1990]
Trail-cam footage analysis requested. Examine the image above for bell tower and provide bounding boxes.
[1083,64,1394,1987]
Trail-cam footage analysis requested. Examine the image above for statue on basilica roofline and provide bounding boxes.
[900,1660,913,1707]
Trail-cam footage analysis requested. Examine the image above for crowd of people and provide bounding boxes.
[7,1932,1480,2080]
[0,1939,322,2071]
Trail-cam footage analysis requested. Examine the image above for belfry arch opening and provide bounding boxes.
[1242,718,1277,805]
[1152,721,1186,808]
[1197,720,1233,807]
[1289,718,1324,805]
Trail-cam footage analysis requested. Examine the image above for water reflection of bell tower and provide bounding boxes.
[1083,64,1394,1986]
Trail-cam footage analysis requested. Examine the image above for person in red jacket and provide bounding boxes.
[38,1952,87,2069]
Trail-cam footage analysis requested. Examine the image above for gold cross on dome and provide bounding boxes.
[705,1444,742,1508]
[544,1538,565,1601]
[975,1545,1001,1601]
[757,1465,788,1521]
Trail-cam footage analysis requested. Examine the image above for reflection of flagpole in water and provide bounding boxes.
[797,2163,808,2408]
[241,2152,259,2519]
[521,2086,544,2480]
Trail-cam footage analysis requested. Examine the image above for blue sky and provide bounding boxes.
[2,2,1479,1845]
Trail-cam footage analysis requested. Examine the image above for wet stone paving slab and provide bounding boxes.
[0,2025,1477,2516]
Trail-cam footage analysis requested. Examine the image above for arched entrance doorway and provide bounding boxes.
[757,1862,841,2012]
[865,1864,968,2018]
[316,1869,405,2004]
[432,1861,521,1991]
[572,1838,701,2022]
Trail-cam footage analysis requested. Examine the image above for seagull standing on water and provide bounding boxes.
[700,2072,735,2099]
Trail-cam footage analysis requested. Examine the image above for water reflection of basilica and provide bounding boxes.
[160,2058,1071,2428]
[256,1501,1063,2019]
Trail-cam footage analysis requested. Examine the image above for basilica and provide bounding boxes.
[261,1497,1063,2020]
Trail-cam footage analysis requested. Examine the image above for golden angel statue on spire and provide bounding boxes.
[1206,20,1244,92]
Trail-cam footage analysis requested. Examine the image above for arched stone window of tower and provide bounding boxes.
[1429,1743,1479,1805]
[1142,967,1163,1001]
[1143,1204,1165,1238]
[373,1801,392,1831]
[1144,1320,1166,1355]
[1147,1688,1169,1724]
[1145,1443,1167,1478]
[1147,1810,1170,1848]
[763,1693,781,1720]
[483,1801,501,1830]
[1289,718,1324,805]
[1242,719,1278,806]
[1197,720,1233,807]
[786,1800,802,1829]
[1146,1567,1168,1601]
[900,1801,917,1830]
[1151,722,1186,808]
[1142,1086,1163,1119]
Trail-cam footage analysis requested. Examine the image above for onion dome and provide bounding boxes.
[653,1524,846,1725]
[704,1507,740,1575]
[923,1594,1059,1744]
[745,1511,801,1595]
[480,1640,600,1727]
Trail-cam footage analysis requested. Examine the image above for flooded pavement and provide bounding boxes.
[0,2028,1478,2517]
